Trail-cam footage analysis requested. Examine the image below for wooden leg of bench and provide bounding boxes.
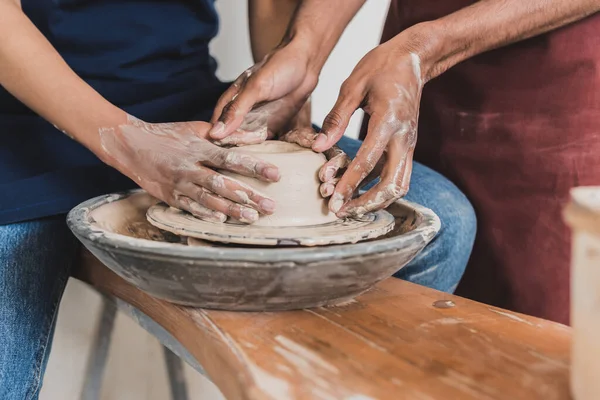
[73,250,251,400]
[79,296,117,400]
[163,346,189,400]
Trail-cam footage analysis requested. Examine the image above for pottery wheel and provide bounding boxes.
[146,203,395,247]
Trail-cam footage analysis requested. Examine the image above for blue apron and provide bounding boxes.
[0,0,227,224]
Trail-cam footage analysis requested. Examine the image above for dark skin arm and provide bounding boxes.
[248,0,299,62]
[248,0,317,132]
[317,0,600,216]
[210,0,366,140]
[214,0,600,216]
[214,0,311,146]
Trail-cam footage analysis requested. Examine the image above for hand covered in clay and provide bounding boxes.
[312,41,424,218]
[279,127,350,199]
[209,41,318,140]
[100,116,280,224]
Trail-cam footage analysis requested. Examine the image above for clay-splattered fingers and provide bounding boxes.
[213,127,268,147]
[206,147,280,182]
[210,73,247,126]
[279,128,318,148]
[338,181,400,218]
[192,186,260,224]
[194,166,276,215]
[328,146,384,213]
[238,108,271,137]
[174,195,227,223]
[357,154,386,191]
[313,80,363,152]
[319,149,350,182]
[320,178,340,198]
[339,150,414,218]
[209,71,262,140]
[328,114,393,214]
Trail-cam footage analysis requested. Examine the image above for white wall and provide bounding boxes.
[210,0,391,139]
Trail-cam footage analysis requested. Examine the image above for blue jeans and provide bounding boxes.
[337,136,476,290]
[0,216,80,399]
[0,137,475,399]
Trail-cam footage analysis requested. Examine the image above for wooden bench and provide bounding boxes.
[74,249,572,400]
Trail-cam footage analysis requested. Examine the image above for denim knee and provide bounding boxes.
[397,167,477,292]
[0,217,78,400]
[327,135,476,292]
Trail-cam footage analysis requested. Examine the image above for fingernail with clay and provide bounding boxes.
[336,209,349,218]
[259,198,276,213]
[209,121,226,138]
[329,192,345,213]
[263,166,280,181]
[192,205,226,223]
[350,208,367,218]
[240,208,259,223]
[324,167,336,181]
[313,134,328,150]
[320,183,334,198]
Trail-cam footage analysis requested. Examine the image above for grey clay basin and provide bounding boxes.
[67,190,440,311]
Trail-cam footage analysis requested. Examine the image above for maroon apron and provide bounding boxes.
[367,1,600,324]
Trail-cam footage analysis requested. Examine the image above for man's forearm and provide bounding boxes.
[285,0,366,75]
[248,0,300,62]
[406,0,600,81]
[0,0,126,161]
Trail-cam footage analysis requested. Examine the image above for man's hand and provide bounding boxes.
[210,0,367,141]
[100,117,280,224]
[312,39,424,218]
[209,42,318,140]
[310,0,600,218]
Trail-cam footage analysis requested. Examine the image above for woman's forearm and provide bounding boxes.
[0,0,126,163]
[405,0,600,81]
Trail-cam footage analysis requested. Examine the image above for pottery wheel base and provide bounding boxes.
[146,203,395,247]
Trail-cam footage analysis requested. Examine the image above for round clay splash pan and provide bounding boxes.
[146,203,395,246]
[67,190,440,311]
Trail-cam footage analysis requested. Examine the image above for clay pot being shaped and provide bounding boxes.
[145,141,396,246]
[220,141,338,227]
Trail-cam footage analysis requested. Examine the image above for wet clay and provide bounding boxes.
[90,192,165,240]
[433,300,456,309]
[220,141,338,227]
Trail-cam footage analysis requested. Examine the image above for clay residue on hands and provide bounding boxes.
[98,115,280,224]
[314,50,424,218]
[209,46,318,141]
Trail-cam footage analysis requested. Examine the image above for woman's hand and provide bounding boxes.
[99,116,280,224]
[312,37,427,218]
